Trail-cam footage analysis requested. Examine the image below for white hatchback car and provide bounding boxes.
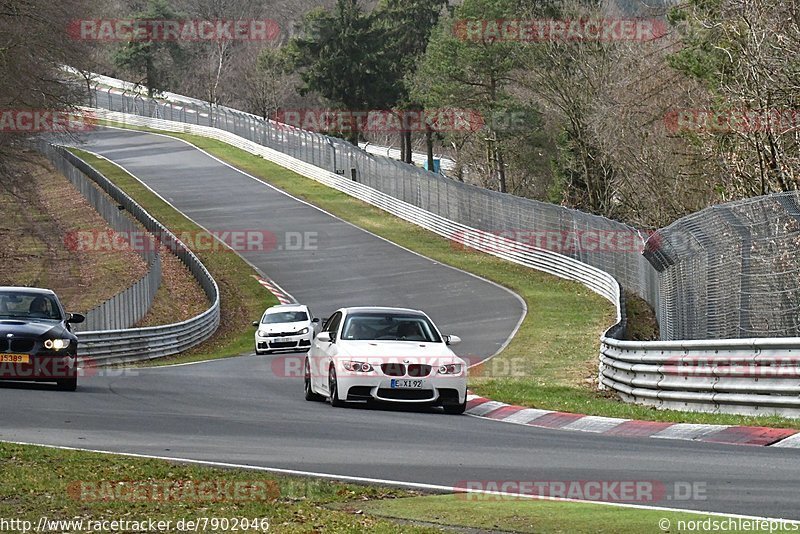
[304,307,467,414]
[253,304,319,354]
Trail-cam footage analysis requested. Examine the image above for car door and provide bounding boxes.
[313,311,342,393]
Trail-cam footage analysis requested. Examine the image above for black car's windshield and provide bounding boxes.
[0,291,62,320]
[341,313,442,342]
[262,311,308,324]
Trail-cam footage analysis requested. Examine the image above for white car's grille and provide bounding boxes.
[379,363,432,377]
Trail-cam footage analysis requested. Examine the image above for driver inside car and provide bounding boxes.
[29,296,51,318]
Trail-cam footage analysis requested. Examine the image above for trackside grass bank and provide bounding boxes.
[0,442,782,534]
[68,149,277,365]
[355,493,790,534]
[96,123,800,429]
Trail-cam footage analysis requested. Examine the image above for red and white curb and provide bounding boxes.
[252,275,295,305]
[465,394,800,447]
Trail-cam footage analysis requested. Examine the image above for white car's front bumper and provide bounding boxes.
[256,332,313,352]
[335,367,466,405]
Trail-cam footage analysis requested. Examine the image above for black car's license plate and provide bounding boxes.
[0,354,30,364]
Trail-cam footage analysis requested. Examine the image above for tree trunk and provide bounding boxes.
[426,125,435,173]
[404,130,413,164]
[348,121,359,147]
[496,141,507,193]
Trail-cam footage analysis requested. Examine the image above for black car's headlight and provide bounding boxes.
[44,338,72,351]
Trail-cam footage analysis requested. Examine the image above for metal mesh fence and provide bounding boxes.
[39,142,161,331]
[91,87,800,341]
[645,193,800,339]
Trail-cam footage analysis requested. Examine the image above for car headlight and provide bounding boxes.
[343,361,373,372]
[257,330,269,337]
[438,364,462,375]
[44,338,72,351]
[296,327,309,335]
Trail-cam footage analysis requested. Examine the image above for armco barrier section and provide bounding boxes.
[49,145,220,365]
[87,107,800,417]
[40,143,161,331]
[600,337,800,417]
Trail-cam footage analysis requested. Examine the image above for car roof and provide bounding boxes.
[0,286,57,296]
[341,306,425,315]
[264,304,308,312]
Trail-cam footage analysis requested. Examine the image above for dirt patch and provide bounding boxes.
[136,246,208,327]
[0,149,147,312]
[0,148,209,326]
[623,290,659,341]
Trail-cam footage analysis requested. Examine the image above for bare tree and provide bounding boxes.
[671,0,800,197]
[0,0,96,178]
[177,0,265,106]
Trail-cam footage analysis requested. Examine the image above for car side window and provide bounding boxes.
[325,312,342,337]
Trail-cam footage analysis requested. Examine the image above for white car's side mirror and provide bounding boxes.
[316,331,332,343]
[445,335,461,346]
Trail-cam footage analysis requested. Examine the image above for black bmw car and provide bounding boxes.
[0,287,85,391]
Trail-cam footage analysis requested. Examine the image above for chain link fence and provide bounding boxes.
[644,193,800,339]
[40,142,161,331]
[91,87,800,341]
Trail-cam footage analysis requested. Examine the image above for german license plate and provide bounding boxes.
[391,379,423,389]
[274,338,292,344]
[0,354,30,364]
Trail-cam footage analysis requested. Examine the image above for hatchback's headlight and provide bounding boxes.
[438,364,462,375]
[257,330,269,337]
[44,338,72,351]
[296,327,309,335]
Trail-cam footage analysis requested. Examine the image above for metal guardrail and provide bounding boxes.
[46,144,220,365]
[40,143,162,331]
[600,337,800,416]
[87,103,800,418]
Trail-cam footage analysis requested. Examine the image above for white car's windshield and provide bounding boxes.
[0,291,62,321]
[262,311,308,324]
[341,313,442,342]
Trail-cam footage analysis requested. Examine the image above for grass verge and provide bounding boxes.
[354,493,783,534]
[2,442,779,534]
[68,148,277,365]
[0,442,430,533]
[93,122,800,428]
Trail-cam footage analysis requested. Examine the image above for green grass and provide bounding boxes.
[2,442,784,533]
[68,148,277,366]
[356,494,786,534]
[0,442,433,533]
[93,121,800,429]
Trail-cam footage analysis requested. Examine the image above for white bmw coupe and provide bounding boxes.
[304,307,467,414]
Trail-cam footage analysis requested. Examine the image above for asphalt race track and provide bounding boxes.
[77,128,523,360]
[1,128,799,520]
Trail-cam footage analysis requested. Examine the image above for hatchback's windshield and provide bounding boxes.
[262,311,308,324]
[341,313,442,342]
[0,291,62,320]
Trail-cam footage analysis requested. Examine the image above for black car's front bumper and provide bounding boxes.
[0,353,77,383]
